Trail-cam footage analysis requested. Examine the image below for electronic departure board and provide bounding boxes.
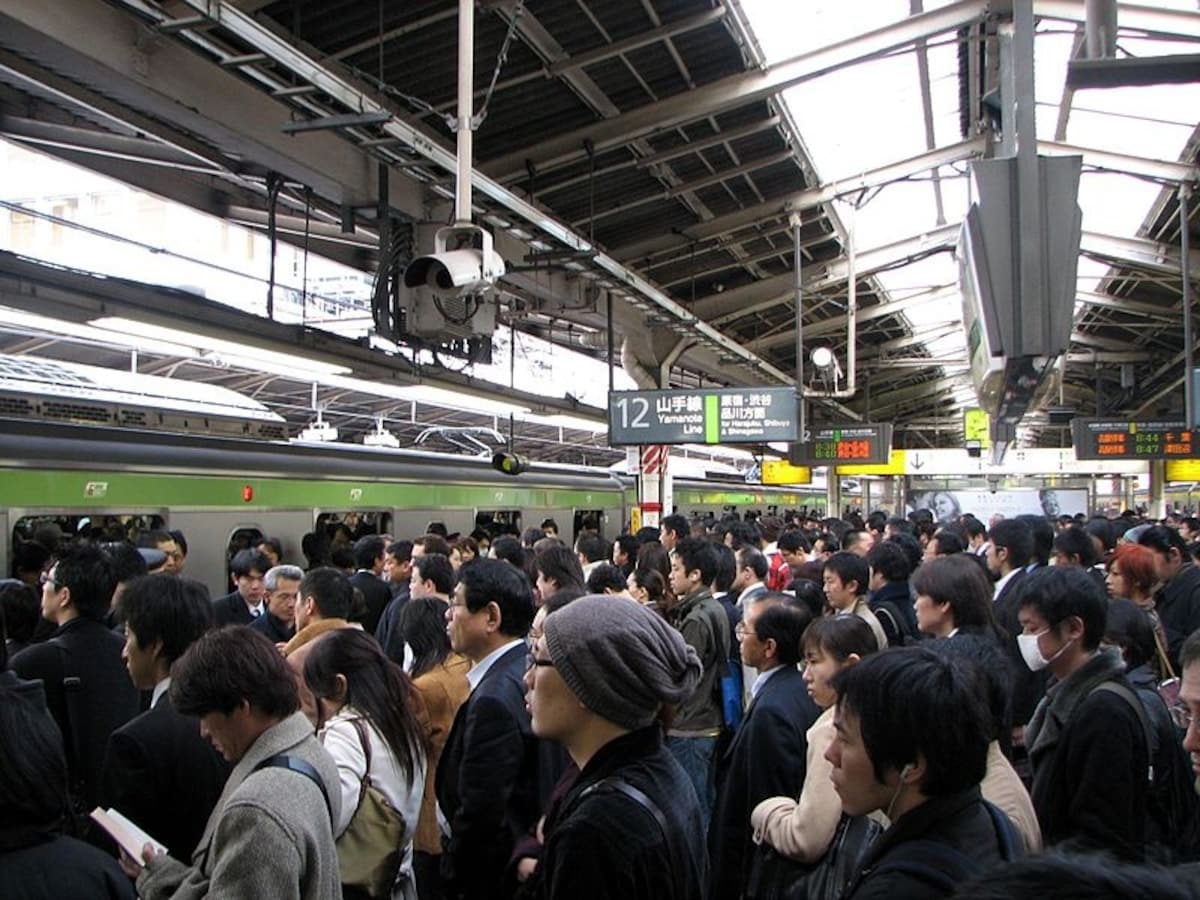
[1071,418,1197,461]
[789,423,894,467]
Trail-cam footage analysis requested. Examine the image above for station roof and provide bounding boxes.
[0,0,1197,460]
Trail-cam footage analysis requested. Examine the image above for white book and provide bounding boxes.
[90,807,168,861]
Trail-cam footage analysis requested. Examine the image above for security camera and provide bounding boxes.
[404,225,505,296]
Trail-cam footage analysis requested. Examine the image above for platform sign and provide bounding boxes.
[607,388,799,446]
[1071,418,1197,461]
[1166,459,1200,481]
[789,423,893,467]
[762,460,813,485]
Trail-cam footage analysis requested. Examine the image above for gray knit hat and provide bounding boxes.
[543,594,702,730]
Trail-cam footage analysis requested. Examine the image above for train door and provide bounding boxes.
[313,510,394,566]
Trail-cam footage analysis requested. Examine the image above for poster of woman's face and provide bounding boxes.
[907,488,1086,522]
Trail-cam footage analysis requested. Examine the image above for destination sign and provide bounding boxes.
[607,388,799,446]
[789,423,893,467]
[1071,418,1197,461]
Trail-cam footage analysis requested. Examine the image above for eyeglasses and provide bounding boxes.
[734,622,752,638]
[526,654,555,673]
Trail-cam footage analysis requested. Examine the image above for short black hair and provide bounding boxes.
[724,520,762,550]
[257,536,283,559]
[1053,526,1098,567]
[752,600,812,666]
[867,541,911,584]
[585,563,627,594]
[416,534,452,557]
[171,626,299,719]
[814,531,841,553]
[910,555,999,636]
[575,532,608,565]
[788,578,826,620]
[1016,514,1054,567]
[737,545,769,581]
[458,558,535,638]
[299,566,353,619]
[101,541,148,584]
[832,647,991,796]
[0,580,38,652]
[823,551,869,596]
[169,529,188,555]
[353,535,387,570]
[53,543,117,620]
[950,851,1200,900]
[386,540,414,563]
[1139,524,1188,558]
[138,529,175,550]
[120,576,213,666]
[989,519,1034,569]
[1104,599,1157,671]
[660,514,689,539]
[778,530,811,554]
[1018,566,1108,651]
[931,530,966,556]
[536,544,585,592]
[713,543,737,593]
[230,549,271,578]
[491,535,525,569]
[613,534,639,568]
[413,553,455,595]
[672,537,718,586]
[963,518,986,541]
[886,532,923,573]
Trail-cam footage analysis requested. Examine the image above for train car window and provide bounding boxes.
[572,510,604,541]
[12,513,166,556]
[314,511,393,543]
[227,527,265,562]
[475,510,522,538]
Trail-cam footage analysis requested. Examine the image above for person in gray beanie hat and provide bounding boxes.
[526,594,708,900]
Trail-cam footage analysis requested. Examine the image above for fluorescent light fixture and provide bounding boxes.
[90,316,352,376]
[0,307,200,358]
[395,384,532,417]
[520,412,608,432]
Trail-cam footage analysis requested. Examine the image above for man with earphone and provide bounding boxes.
[825,648,1021,899]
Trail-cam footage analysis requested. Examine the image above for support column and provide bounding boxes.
[1148,460,1166,519]
[826,469,841,520]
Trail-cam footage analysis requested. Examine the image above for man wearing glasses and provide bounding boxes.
[437,559,541,900]
[12,543,139,817]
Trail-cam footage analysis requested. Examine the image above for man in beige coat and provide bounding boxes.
[127,626,343,900]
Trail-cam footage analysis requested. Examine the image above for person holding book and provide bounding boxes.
[99,575,230,861]
[0,686,134,900]
[122,626,342,900]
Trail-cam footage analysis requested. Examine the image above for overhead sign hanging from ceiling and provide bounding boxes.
[607,388,800,446]
[1071,418,1196,460]
[789,423,894,467]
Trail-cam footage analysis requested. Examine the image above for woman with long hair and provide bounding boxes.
[396,597,470,899]
[304,630,430,900]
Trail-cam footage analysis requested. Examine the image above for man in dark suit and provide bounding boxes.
[349,535,391,634]
[12,543,139,814]
[709,595,819,899]
[988,517,1045,766]
[249,564,302,645]
[437,559,541,900]
[98,574,230,860]
[210,549,270,626]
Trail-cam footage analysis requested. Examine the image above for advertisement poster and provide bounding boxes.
[906,488,1088,524]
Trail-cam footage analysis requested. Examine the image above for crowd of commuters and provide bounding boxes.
[5,505,1200,900]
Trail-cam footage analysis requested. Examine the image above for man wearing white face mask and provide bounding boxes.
[1020,566,1151,861]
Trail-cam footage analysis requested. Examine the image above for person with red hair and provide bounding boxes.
[1107,542,1171,679]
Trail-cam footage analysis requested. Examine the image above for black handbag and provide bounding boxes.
[746,813,882,900]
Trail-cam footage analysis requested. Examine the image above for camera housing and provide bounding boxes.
[404,225,505,296]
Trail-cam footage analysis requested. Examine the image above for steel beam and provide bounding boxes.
[1080,230,1200,275]
[693,224,960,325]
[614,137,985,262]
[1034,1,1200,40]
[481,1,990,183]
[1040,139,1197,184]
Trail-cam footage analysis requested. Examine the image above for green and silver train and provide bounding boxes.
[0,419,822,600]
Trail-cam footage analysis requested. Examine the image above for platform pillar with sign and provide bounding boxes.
[637,444,672,528]
[826,469,840,520]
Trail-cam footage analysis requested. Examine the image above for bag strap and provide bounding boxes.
[255,754,334,825]
[582,776,668,841]
[349,717,375,785]
[1090,681,1155,784]
[1153,624,1177,680]
[49,639,86,804]
[982,800,1019,861]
